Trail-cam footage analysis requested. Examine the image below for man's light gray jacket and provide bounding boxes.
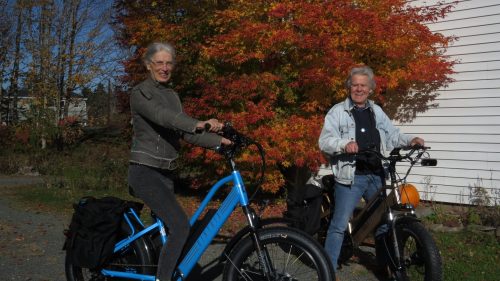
[319,97,414,185]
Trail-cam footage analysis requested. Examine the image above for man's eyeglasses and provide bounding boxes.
[150,60,175,68]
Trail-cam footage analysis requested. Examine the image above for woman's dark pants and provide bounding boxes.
[128,164,190,281]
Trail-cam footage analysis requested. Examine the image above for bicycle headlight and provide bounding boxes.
[399,183,420,208]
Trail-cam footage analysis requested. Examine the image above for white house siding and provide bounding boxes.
[8,97,88,124]
[395,0,500,205]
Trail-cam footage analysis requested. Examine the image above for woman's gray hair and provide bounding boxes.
[346,65,376,90]
[142,42,176,64]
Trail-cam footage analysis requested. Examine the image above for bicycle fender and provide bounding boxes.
[220,217,294,263]
[394,214,420,226]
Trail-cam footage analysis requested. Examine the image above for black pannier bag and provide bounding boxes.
[281,165,323,235]
[64,196,143,269]
[285,183,323,235]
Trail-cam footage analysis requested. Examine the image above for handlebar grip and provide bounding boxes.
[195,122,212,133]
[412,145,431,150]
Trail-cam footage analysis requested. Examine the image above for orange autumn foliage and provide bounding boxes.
[113,0,455,193]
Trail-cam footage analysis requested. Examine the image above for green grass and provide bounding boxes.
[434,230,500,281]
[5,182,136,216]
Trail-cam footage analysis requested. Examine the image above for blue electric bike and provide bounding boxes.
[64,123,335,281]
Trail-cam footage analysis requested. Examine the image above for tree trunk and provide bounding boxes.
[0,0,10,124]
[8,5,24,124]
[56,12,68,124]
[107,79,112,125]
[64,0,81,118]
[0,84,3,124]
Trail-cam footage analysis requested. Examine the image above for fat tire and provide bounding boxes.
[222,226,335,281]
[386,221,442,281]
[65,235,156,281]
[221,217,294,262]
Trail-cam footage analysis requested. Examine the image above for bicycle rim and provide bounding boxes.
[402,233,425,280]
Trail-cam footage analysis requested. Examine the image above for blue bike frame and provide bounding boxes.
[101,170,250,281]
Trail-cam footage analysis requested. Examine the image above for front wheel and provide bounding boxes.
[383,221,442,281]
[223,226,335,281]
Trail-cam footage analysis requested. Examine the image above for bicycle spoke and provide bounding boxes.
[224,252,254,281]
[282,244,293,275]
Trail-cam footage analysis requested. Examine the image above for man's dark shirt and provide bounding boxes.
[351,105,383,175]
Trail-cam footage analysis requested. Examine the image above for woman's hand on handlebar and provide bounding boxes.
[221,137,232,146]
[196,119,224,133]
[196,120,232,146]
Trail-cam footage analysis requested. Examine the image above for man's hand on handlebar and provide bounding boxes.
[410,137,425,147]
[345,141,359,154]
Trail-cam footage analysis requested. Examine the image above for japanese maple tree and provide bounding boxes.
[114,0,455,193]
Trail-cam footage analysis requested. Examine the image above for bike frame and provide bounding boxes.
[340,147,432,270]
[101,168,252,281]
[349,185,405,244]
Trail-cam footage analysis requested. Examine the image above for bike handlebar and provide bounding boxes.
[219,122,255,150]
[217,122,266,201]
[335,145,436,186]
[340,145,432,164]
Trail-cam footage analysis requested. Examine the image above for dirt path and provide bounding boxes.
[0,178,67,281]
[0,176,383,281]
[0,177,228,281]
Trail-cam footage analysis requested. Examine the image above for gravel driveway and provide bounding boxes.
[0,176,226,281]
[0,176,382,281]
[0,177,66,281]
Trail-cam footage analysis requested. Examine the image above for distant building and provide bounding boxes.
[1,96,88,125]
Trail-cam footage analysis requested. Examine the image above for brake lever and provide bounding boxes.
[406,145,431,164]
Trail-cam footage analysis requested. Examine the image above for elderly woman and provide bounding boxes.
[128,42,231,281]
[318,65,424,275]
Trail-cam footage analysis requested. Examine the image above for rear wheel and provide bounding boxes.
[223,226,335,281]
[65,234,156,281]
[383,221,442,281]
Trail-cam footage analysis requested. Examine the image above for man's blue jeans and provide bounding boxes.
[324,174,382,271]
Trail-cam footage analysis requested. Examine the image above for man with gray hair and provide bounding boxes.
[318,65,424,276]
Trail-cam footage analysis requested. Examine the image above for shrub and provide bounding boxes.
[57,116,84,147]
[0,124,12,146]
